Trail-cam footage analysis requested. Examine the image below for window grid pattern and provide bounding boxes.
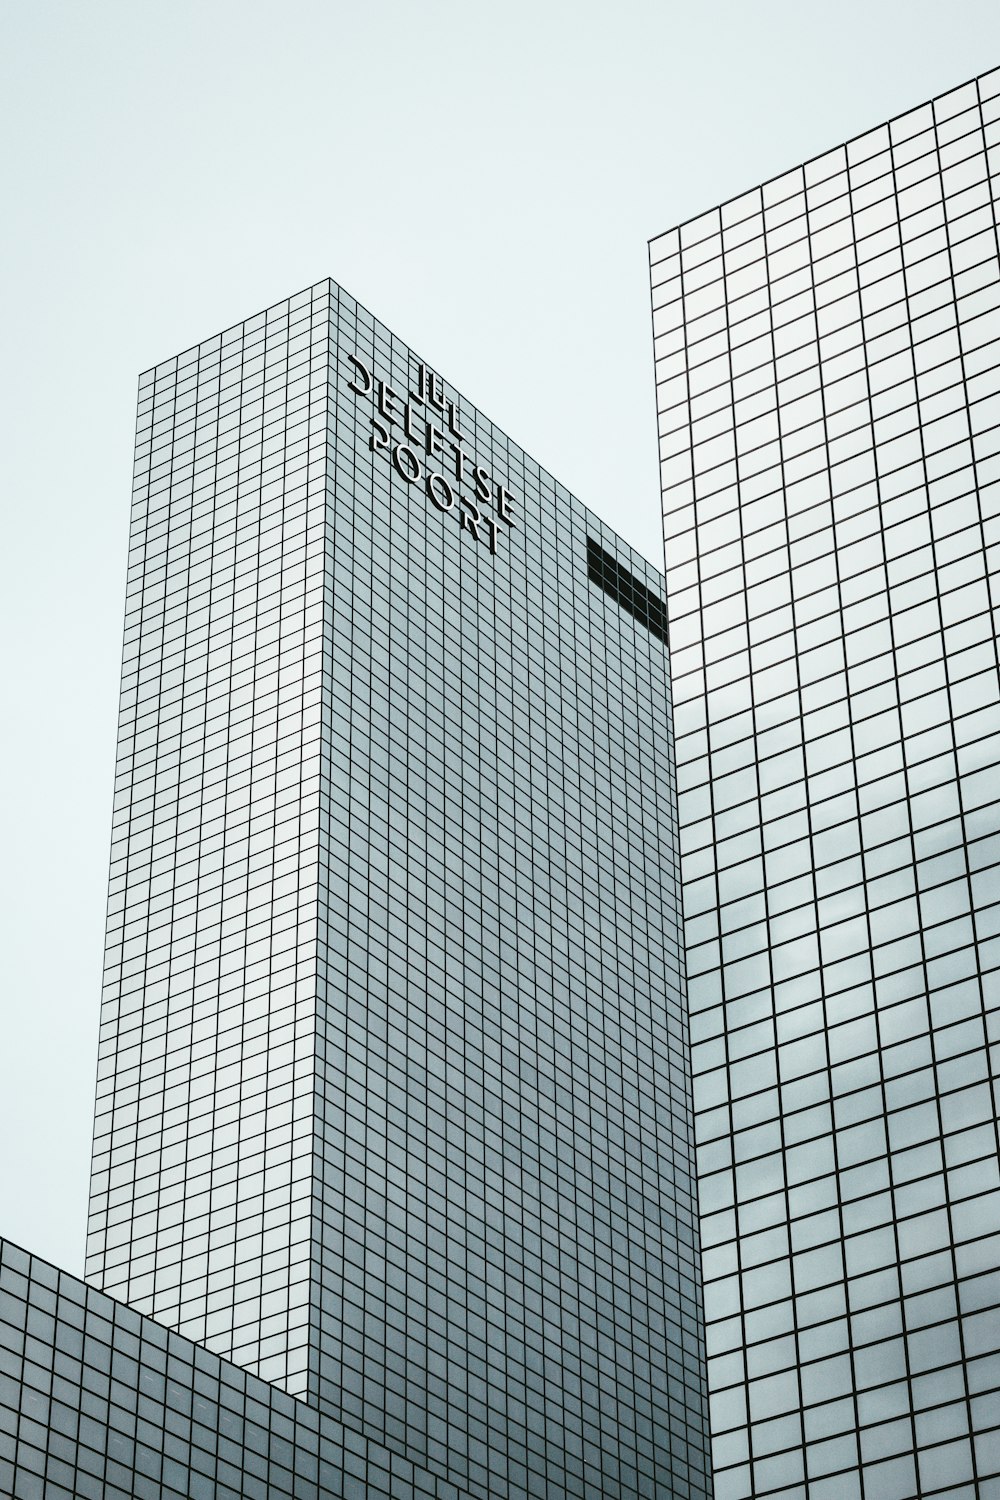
[87,287,330,1394]
[86,278,712,1500]
[0,1236,474,1500]
[652,69,1000,1500]
[587,539,671,643]
[309,289,709,1499]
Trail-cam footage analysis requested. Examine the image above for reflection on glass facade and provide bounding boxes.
[85,279,712,1500]
[0,1235,471,1500]
[652,71,1000,1500]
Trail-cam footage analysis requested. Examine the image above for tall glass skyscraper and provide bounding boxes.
[82,279,711,1500]
[652,70,1000,1500]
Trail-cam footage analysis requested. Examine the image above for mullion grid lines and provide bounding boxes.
[586,538,670,643]
[87,283,331,1399]
[652,66,1000,1500]
[309,294,710,1499]
[86,272,712,1499]
[0,1236,479,1500]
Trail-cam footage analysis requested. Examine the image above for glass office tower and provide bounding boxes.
[85,279,712,1500]
[651,71,1000,1500]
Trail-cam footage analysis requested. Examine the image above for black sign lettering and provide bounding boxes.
[426,473,455,511]
[496,484,515,525]
[418,362,445,412]
[404,401,423,444]
[349,355,373,396]
[393,443,422,482]
[347,351,518,558]
[473,466,490,504]
[460,494,483,542]
[378,381,402,423]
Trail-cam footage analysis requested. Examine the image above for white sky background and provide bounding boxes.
[2,0,1000,1276]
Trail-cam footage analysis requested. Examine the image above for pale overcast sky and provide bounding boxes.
[3,0,1000,1276]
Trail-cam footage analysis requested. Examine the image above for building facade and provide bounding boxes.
[83,280,712,1500]
[652,70,1000,1500]
[0,1234,469,1500]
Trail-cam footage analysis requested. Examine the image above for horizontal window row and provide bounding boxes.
[655,77,1000,255]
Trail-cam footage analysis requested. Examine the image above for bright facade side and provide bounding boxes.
[651,70,1000,1500]
[84,278,711,1500]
